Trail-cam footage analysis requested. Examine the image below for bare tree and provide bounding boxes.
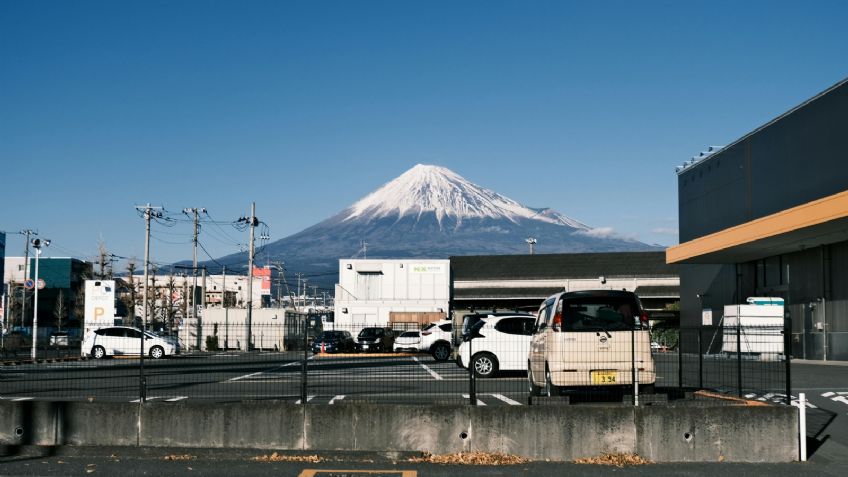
[53,290,67,331]
[123,258,139,326]
[164,274,178,332]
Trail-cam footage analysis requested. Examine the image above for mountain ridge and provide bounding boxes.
[207,164,659,290]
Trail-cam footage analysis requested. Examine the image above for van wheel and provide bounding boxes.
[639,383,656,395]
[431,342,451,361]
[544,366,559,397]
[528,362,542,396]
[472,353,498,378]
[92,346,106,359]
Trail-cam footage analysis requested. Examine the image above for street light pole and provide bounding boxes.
[30,238,50,360]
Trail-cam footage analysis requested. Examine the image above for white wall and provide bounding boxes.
[335,259,450,327]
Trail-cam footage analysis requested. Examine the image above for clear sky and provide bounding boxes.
[2,0,847,269]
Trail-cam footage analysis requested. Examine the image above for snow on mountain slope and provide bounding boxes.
[343,164,590,229]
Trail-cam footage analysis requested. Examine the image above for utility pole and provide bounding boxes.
[30,237,50,359]
[238,203,258,350]
[183,208,205,328]
[222,266,228,350]
[20,229,36,333]
[135,204,162,403]
[295,273,303,308]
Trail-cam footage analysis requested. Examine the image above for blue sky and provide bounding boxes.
[2,0,847,267]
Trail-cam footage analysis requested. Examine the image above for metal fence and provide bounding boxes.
[0,319,792,407]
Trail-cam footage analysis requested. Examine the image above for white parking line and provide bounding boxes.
[227,358,311,382]
[12,397,33,401]
[294,395,316,405]
[130,396,163,403]
[329,395,346,405]
[491,394,522,405]
[462,394,487,406]
[166,396,189,402]
[413,357,444,380]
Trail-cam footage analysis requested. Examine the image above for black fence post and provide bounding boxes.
[631,326,637,405]
[785,314,792,406]
[301,318,308,405]
[677,327,683,390]
[468,337,476,406]
[698,329,703,390]
[736,320,743,398]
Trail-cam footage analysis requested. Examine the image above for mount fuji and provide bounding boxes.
[213,164,658,288]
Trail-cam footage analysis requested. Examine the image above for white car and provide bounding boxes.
[393,330,422,352]
[456,315,536,377]
[82,326,176,359]
[420,320,453,361]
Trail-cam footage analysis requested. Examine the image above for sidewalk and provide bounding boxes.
[793,359,848,367]
[1,446,846,477]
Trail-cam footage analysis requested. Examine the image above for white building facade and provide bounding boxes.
[334,259,450,327]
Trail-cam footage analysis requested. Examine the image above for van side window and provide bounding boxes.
[536,298,555,331]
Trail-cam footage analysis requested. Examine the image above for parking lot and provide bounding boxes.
[0,351,530,405]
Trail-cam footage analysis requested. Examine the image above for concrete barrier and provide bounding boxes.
[0,401,798,462]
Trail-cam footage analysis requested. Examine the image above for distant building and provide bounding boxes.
[2,256,93,336]
[334,259,451,329]
[667,77,848,360]
[450,252,679,316]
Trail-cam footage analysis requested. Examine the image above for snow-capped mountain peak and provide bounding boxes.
[343,164,589,229]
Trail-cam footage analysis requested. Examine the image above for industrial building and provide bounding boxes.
[451,251,679,317]
[667,77,848,360]
[334,259,450,328]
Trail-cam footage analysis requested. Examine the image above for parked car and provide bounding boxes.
[311,330,356,354]
[355,327,394,352]
[458,312,534,344]
[456,314,536,377]
[420,320,453,361]
[82,326,176,359]
[49,331,70,346]
[393,331,422,352]
[528,290,656,396]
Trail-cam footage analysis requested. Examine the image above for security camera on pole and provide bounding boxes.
[30,237,50,360]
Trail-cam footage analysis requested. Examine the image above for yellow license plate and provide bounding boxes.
[591,370,617,385]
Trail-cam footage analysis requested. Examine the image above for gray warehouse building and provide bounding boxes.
[667,77,848,360]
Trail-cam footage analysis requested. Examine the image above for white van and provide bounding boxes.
[528,290,655,396]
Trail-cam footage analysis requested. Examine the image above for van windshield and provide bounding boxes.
[561,296,641,332]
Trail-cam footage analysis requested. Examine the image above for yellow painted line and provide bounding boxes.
[667,188,848,263]
[298,470,416,477]
[694,390,770,406]
[313,353,420,358]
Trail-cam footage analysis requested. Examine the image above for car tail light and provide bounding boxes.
[552,312,562,332]
[640,311,650,328]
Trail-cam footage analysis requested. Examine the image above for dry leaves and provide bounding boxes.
[252,452,323,463]
[409,451,529,465]
[573,453,653,467]
[163,454,196,461]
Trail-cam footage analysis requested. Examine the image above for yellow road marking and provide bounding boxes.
[298,470,416,477]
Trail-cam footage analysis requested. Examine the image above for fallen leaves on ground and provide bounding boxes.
[252,452,323,463]
[573,453,653,467]
[163,454,196,461]
[408,451,529,465]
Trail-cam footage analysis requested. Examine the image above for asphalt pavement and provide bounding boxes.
[1,445,847,477]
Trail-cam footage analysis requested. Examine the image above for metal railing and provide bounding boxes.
[0,320,792,407]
